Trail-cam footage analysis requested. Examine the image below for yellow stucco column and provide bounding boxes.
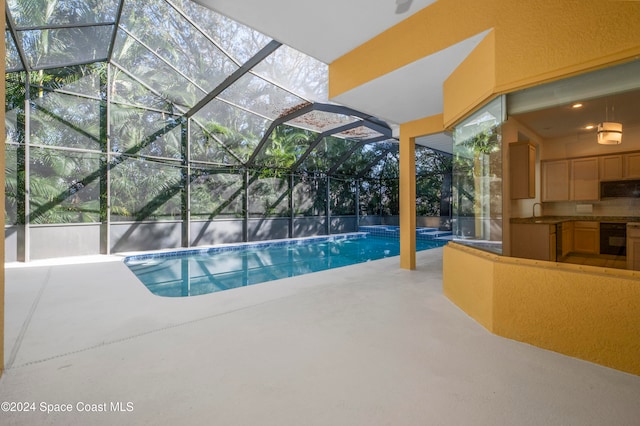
[399,132,416,270]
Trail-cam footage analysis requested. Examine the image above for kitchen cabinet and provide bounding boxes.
[627,223,640,270]
[571,157,599,201]
[561,221,573,258]
[511,223,556,261]
[541,160,569,201]
[600,155,623,181]
[624,153,640,178]
[510,142,536,199]
[573,221,599,254]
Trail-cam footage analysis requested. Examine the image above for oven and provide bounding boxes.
[600,222,627,256]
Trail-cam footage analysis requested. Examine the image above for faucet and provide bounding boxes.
[532,202,542,218]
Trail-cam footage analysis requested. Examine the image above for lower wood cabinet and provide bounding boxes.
[572,221,599,254]
[511,223,557,261]
[627,223,640,270]
[561,221,573,258]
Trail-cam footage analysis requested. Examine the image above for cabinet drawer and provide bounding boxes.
[573,221,598,229]
[628,224,640,238]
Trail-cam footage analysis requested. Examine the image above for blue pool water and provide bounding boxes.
[125,233,447,297]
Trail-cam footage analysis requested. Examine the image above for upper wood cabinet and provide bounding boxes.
[600,155,623,181]
[624,153,640,178]
[570,157,599,201]
[541,151,640,203]
[542,160,569,201]
[510,142,536,199]
[600,152,640,180]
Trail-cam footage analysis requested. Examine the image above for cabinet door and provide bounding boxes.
[549,231,557,262]
[624,153,640,178]
[628,225,640,270]
[600,155,623,181]
[510,142,536,199]
[542,160,569,201]
[627,239,640,270]
[571,157,599,201]
[511,223,553,261]
[561,222,573,257]
[573,222,599,254]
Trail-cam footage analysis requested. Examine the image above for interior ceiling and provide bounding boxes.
[194,0,467,154]
[512,89,640,141]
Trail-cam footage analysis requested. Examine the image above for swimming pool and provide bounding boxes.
[125,233,447,297]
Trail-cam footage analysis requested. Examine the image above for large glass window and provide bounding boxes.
[452,97,504,254]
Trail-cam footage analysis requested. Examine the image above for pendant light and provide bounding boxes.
[597,122,623,145]
[597,102,622,145]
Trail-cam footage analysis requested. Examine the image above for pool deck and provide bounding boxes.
[2,248,640,425]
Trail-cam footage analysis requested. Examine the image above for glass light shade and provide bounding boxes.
[597,122,623,145]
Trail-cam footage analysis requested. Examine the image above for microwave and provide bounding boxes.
[600,180,640,199]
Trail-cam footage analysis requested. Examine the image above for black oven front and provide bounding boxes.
[600,223,627,256]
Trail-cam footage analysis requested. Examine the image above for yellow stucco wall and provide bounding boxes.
[330,0,640,127]
[442,243,494,331]
[444,243,640,376]
[442,30,496,128]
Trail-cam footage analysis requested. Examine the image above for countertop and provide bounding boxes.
[510,216,640,225]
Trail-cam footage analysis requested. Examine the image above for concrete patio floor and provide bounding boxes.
[1,247,639,425]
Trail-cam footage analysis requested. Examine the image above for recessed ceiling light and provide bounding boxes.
[585,124,595,130]
[572,103,583,109]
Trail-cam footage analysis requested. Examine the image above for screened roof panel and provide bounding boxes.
[333,125,384,141]
[5,31,24,72]
[299,136,357,173]
[192,98,270,163]
[4,0,396,180]
[32,90,101,138]
[30,98,101,150]
[252,45,329,102]
[42,64,103,98]
[110,103,181,158]
[218,72,308,120]
[5,108,22,144]
[17,26,113,70]
[112,30,201,109]
[119,0,238,93]
[7,0,120,27]
[252,125,315,169]
[111,69,175,113]
[368,149,400,178]
[5,73,26,114]
[170,0,273,65]
[190,121,243,166]
[333,140,397,177]
[19,64,103,99]
[287,109,358,134]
